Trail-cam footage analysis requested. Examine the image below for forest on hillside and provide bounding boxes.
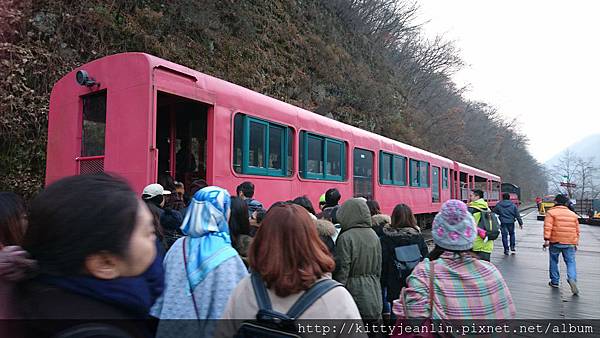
[0,0,548,200]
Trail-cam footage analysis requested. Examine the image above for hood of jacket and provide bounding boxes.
[371,214,391,227]
[315,219,337,237]
[337,198,372,231]
[469,198,489,210]
[381,225,421,238]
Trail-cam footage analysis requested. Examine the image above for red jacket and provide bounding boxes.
[543,206,580,245]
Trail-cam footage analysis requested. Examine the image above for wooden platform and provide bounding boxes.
[490,210,600,319]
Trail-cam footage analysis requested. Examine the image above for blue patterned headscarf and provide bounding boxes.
[180,186,239,291]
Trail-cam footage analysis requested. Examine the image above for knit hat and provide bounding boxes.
[432,199,477,251]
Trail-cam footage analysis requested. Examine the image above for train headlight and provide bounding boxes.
[76,70,97,87]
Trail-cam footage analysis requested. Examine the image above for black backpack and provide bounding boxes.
[469,207,501,240]
[235,272,342,338]
[392,243,423,281]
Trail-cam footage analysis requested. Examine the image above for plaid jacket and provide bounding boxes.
[393,252,516,319]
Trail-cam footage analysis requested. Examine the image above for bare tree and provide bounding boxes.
[549,150,580,198]
[329,0,421,47]
[574,156,598,200]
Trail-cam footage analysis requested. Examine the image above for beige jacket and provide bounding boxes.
[218,274,366,337]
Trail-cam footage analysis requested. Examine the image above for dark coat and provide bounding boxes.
[493,200,523,225]
[19,281,154,338]
[380,226,429,303]
[333,198,382,320]
[158,208,183,250]
[321,205,340,224]
[164,194,185,211]
[159,208,183,231]
[245,198,264,217]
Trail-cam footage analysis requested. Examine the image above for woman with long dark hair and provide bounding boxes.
[229,196,252,265]
[0,192,34,320]
[380,203,428,320]
[0,192,27,247]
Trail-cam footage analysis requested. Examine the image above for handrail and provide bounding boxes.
[76,155,105,161]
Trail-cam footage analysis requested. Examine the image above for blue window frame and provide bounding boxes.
[410,159,420,187]
[432,166,440,202]
[379,151,406,186]
[409,159,430,188]
[300,131,345,181]
[233,114,292,177]
[442,167,449,189]
[420,161,430,188]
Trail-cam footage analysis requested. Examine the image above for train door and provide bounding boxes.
[155,91,208,191]
[450,169,456,199]
[432,166,440,203]
[353,148,374,199]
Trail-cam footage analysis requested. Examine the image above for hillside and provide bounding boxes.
[545,133,600,168]
[0,0,548,201]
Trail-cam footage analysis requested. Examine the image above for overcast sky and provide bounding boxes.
[418,0,600,163]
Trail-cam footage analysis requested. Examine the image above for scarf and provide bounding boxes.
[40,243,165,318]
[180,186,239,291]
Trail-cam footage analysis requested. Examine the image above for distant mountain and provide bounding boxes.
[545,133,600,168]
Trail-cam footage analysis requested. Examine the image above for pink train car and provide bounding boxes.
[46,52,501,221]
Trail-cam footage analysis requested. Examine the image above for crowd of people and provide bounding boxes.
[0,174,582,337]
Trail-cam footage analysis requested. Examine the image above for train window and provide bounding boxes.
[380,153,393,184]
[393,155,407,185]
[307,135,323,174]
[287,128,293,176]
[419,161,430,187]
[233,114,243,173]
[409,159,429,188]
[474,176,488,198]
[300,132,345,181]
[326,140,342,176]
[379,151,406,186]
[232,113,292,177]
[432,166,440,202]
[410,159,419,187]
[81,91,107,157]
[248,120,266,168]
[442,167,449,189]
[268,125,283,170]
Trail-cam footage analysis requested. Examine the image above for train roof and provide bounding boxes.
[455,161,501,181]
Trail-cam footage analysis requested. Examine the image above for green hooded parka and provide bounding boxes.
[333,198,382,320]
